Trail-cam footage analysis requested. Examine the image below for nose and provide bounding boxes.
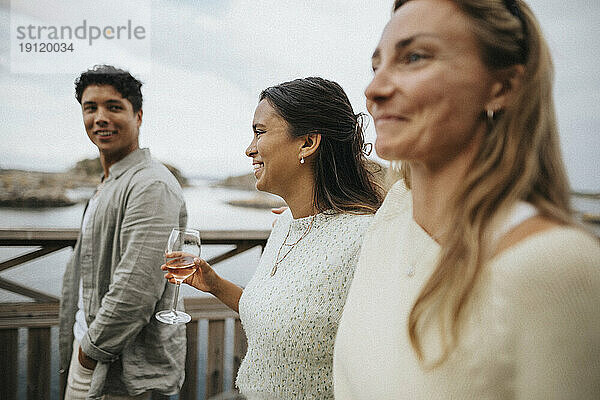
[94,107,109,126]
[365,68,395,105]
[245,137,257,158]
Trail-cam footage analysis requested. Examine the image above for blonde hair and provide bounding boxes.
[392,0,573,366]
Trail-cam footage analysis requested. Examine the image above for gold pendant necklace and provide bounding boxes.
[271,214,316,276]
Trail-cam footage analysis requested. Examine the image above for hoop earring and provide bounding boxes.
[487,109,495,121]
[300,157,305,164]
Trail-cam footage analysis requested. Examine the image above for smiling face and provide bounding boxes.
[245,99,305,197]
[366,0,498,168]
[81,84,142,167]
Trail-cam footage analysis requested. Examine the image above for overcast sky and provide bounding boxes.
[0,0,598,192]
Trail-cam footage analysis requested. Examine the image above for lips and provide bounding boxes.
[374,115,406,125]
[252,162,264,177]
[94,130,117,138]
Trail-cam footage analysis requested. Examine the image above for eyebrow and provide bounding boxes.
[371,33,439,60]
[252,123,266,130]
[82,98,124,104]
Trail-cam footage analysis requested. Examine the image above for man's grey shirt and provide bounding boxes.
[59,148,187,398]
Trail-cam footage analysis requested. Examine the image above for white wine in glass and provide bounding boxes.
[155,228,201,325]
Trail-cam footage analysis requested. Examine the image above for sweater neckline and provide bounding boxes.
[386,180,440,247]
[288,210,335,231]
[382,180,440,277]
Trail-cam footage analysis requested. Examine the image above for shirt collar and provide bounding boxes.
[104,148,151,181]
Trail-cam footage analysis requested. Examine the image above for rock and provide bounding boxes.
[0,169,89,208]
[0,157,189,208]
[213,173,257,191]
[227,193,286,209]
[0,186,75,207]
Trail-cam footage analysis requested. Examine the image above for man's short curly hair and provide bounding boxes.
[75,65,143,112]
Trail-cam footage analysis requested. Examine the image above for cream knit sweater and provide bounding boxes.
[334,181,600,399]
[237,209,373,399]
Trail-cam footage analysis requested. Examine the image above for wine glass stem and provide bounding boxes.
[170,282,182,315]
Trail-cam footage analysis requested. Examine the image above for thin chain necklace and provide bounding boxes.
[271,214,316,276]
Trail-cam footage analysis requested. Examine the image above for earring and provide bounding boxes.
[487,109,495,121]
[300,157,305,164]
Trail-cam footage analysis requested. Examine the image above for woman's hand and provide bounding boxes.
[163,253,243,313]
[162,254,219,294]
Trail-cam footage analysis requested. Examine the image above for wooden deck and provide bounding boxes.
[0,228,270,400]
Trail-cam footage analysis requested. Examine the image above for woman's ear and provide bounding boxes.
[485,64,525,113]
[299,133,322,160]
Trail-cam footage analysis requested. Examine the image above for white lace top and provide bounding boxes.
[237,209,373,399]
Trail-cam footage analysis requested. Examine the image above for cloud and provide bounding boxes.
[140,63,258,177]
[0,73,95,171]
[0,0,599,190]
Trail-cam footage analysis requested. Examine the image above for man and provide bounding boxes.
[59,65,187,399]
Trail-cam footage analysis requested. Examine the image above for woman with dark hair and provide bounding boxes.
[333,0,600,398]
[164,77,383,399]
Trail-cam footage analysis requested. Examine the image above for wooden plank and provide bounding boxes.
[0,329,18,400]
[206,320,225,398]
[0,299,235,326]
[0,228,79,245]
[0,302,60,329]
[0,245,68,272]
[184,297,240,321]
[0,278,59,303]
[0,298,236,328]
[0,230,78,248]
[0,228,270,246]
[206,242,257,266]
[27,327,51,400]
[232,319,247,388]
[0,302,60,314]
[197,230,270,243]
[180,320,198,400]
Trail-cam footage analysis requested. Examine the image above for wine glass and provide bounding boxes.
[155,228,201,324]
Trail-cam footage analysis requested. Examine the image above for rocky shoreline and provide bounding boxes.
[0,169,99,208]
[0,157,187,209]
[0,167,283,210]
[3,162,598,216]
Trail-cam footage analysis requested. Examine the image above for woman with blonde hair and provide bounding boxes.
[334,0,600,398]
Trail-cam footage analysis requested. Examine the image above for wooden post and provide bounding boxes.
[60,370,67,400]
[232,319,247,388]
[0,329,18,400]
[206,320,225,398]
[180,320,198,400]
[27,327,51,400]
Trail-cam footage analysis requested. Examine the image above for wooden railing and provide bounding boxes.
[0,228,270,400]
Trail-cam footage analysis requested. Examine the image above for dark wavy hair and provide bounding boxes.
[75,64,143,112]
[260,77,384,214]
